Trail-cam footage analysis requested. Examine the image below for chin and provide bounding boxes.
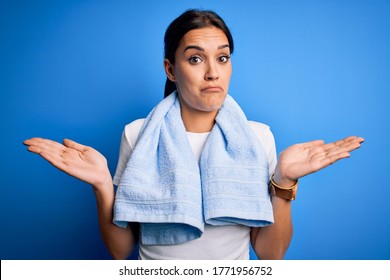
[202,95,226,110]
[199,103,224,112]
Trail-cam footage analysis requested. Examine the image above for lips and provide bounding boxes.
[201,86,223,92]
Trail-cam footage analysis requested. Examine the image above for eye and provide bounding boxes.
[188,56,203,65]
[218,55,231,63]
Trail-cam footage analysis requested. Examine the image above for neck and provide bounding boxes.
[181,109,217,133]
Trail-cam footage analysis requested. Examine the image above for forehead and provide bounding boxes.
[179,27,229,48]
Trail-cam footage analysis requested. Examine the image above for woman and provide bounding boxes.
[24,9,363,260]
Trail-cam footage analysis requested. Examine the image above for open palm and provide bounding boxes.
[277,136,364,181]
[24,138,110,188]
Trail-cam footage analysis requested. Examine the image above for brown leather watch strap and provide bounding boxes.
[269,182,298,200]
[268,176,298,201]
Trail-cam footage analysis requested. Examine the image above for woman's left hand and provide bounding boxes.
[274,136,364,186]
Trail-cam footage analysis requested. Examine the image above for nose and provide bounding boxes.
[204,61,219,81]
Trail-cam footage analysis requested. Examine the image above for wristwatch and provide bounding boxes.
[268,175,298,201]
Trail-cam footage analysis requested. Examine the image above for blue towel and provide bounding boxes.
[113,91,274,245]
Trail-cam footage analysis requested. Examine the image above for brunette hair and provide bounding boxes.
[163,9,234,98]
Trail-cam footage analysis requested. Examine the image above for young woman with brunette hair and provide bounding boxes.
[24,9,364,260]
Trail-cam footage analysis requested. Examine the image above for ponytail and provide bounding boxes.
[164,78,177,98]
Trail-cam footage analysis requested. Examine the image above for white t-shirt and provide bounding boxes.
[113,119,277,260]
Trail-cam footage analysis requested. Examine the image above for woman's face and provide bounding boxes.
[165,26,232,114]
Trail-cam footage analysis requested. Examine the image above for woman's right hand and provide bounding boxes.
[25,138,136,259]
[24,138,111,191]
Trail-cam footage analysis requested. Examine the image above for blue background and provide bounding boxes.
[1,0,389,260]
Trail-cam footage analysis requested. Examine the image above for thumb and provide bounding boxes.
[63,138,88,151]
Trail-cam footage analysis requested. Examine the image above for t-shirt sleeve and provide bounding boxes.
[248,121,277,178]
[113,119,145,186]
[113,130,133,186]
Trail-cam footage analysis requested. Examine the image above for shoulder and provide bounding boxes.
[248,120,270,132]
[248,120,277,174]
[248,120,275,153]
[247,121,274,142]
[123,118,145,148]
[124,118,145,134]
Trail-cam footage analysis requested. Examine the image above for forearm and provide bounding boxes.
[93,179,135,260]
[251,196,293,259]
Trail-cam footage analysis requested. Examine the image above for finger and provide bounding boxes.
[24,138,66,155]
[322,136,364,154]
[24,137,62,147]
[24,137,51,147]
[24,139,71,170]
[306,145,327,159]
[334,136,358,145]
[321,137,353,151]
[318,137,364,165]
[317,145,358,165]
[320,151,351,166]
[345,136,364,146]
[308,148,351,171]
[39,149,69,170]
[332,136,364,148]
[329,137,364,152]
[63,138,88,152]
[302,140,325,149]
[356,136,365,143]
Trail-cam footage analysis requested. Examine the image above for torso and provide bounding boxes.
[113,119,277,259]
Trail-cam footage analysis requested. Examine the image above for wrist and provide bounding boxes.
[272,171,297,189]
[92,169,113,193]
[269,172,298,201]
[93,178,115,207]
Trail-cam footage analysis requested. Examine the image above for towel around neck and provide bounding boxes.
[113,91,274,245]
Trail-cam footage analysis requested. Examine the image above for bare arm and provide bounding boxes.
[251,196,292,260]
[23,138,135,259]
[93,177,135,259]
[251,136,364,259]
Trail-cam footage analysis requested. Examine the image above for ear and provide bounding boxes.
[164,59,175,82]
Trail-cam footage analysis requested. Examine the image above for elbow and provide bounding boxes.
[102,228,137,260]
[256,241,292,260]
[258,245,289,260]
[111,249,131,260]
[252,228,293,260]
[107,242,135,260]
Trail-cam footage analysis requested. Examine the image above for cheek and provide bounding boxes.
[175,67,201,89]
[224,65,232,83]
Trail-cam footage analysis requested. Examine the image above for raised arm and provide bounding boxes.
[251,136,364,259]
[23,138,136,259]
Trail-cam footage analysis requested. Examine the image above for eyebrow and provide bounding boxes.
[183,44,230,53]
